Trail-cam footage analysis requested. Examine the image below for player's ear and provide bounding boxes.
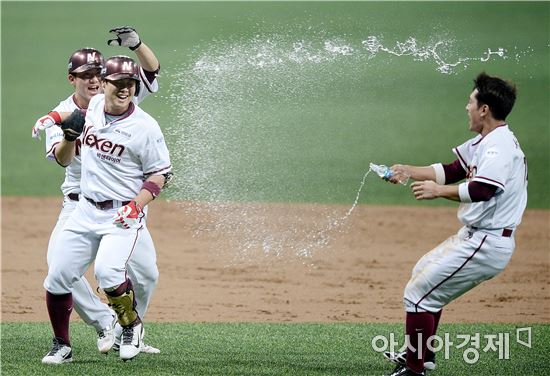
[68,74,76,86]
[480,103,490,117]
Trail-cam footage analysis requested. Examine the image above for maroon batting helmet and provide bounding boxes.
[101,55,140,81]
[68,48,104,74]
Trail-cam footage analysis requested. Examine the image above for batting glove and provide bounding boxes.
[32,111,62,140]
[108,26,142,50]
[113,201,143,229]
[60,109,85,142]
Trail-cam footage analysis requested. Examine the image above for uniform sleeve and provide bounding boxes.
[135,67,159,105]
[45,126,64,160]
[141,123,171,179]
[452,136,478,171]
[441,159,467,184]
[471,143,508,191]
[44,101,71,160]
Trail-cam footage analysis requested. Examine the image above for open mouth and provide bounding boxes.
[88,85,100,92]
[116,92,129,100]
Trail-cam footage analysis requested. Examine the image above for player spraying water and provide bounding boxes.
[374,72,527,376]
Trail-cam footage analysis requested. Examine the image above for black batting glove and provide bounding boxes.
[60,109,85,141]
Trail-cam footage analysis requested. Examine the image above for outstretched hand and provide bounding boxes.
[108,26,142,50]
[411,181,440,200]
[32,112,62,140]
[388,164,410,185]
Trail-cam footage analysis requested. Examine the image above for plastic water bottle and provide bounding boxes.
[369,163,410,186]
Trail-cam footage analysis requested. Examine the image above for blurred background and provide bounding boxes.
[2,2,548,208]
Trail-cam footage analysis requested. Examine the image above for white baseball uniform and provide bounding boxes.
[404,124,528,313]
[44,93,171,304]
[44,69,159,326]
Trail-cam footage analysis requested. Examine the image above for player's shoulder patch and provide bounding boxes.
[485,146,500,158]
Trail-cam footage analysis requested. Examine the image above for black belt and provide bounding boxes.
[85,197,130,210]
[67,193,79,201]
[470,226,513,238]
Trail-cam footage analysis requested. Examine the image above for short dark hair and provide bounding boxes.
[473,72,517,120]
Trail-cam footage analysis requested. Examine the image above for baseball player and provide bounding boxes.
[41,55,172,364]
[35,27,161,364]
[381,72,527,376]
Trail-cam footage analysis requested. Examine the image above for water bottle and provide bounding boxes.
[369,163,410,186]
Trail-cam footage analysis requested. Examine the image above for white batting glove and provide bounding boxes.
[32,111,62,140]
[108,26,142,50]
[113,201,143,229]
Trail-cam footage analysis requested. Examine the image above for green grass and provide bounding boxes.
[1,322,549,375]
[2,2,549,207]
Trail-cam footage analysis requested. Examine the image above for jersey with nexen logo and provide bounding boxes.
[44,67,159,196]
[453,125,528,229]
[79,94,171,202]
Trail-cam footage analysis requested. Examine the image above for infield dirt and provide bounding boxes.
[2,197,548,323]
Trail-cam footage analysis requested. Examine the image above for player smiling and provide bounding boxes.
[42,54,172,363]
[35,27,163,364]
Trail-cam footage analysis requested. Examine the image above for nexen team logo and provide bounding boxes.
[87,52,98,63]
[82,126,125,157]
[122,61,133,71]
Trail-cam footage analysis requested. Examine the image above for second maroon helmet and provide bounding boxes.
[101,55,140,81]
[68,48,104,74]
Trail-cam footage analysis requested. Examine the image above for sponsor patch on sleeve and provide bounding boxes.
[485,147,499,158]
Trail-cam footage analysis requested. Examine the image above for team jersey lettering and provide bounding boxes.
[83,125,125,157]
[75,138,82,156]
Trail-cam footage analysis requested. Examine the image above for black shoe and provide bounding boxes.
[386,364,425,376]
[383,350,436,370]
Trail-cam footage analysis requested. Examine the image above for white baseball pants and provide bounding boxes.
[47,197,113,332]
[404,226,515,313]
[44,197,158,321]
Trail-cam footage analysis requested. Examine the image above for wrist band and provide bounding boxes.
[49,111,62,124]
[431,163,446,185]
[129,40,142,51]
[141,180,161,198]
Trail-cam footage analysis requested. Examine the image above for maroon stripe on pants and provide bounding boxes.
[414,235,487,312]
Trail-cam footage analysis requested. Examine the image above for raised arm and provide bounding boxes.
[107,26,159,72]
